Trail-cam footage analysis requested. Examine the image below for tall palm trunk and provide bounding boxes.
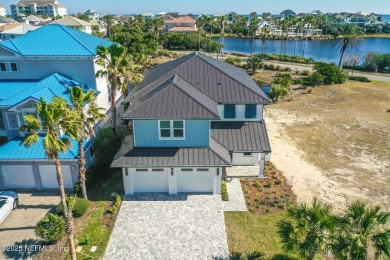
[302,35,307,58]
[198,29,201,51]
[54,157,76,260]
[251,33,255,56]
[155,29,159,53]
[209,29,212,56]
[338,47,347,68]
[77,139,87,199]
[284,31,289,58]
[203,31,207,54]
[261,40,265,60]
[294,40,297,56]
[279,39,283,60]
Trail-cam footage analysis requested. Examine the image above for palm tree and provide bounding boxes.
[206,17,216,56]
[259,27,270,60]
[249,16,260,56]
[217,16,227,58]
[196,16,206,51]
[102,14,114,38]
[278,198,337,260]
[302,15,314,58]
[96,44,142,131]
[147,17,165,54]
[68,87,106,200]
[19,97,79,260]
[247,55,262,74]
[332,201,390,259]
[279,18,288,60]
[332,23,362,68]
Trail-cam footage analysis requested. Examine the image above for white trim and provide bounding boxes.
[158,120,185,140]
[5,112,19,130]
[8,97,39,112]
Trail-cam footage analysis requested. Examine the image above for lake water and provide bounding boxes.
[215,37,390,63]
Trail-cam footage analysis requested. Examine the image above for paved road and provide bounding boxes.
[0,192,59,259]
[104,194,229,260]
[263,61,390,83]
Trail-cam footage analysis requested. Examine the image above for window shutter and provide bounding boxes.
[7,113,19,129]
[224,104,236,119]
[245,105,257,119]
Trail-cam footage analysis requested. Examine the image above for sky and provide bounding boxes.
[2,0,390,15]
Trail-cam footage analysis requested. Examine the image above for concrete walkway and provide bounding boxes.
[104,194,229,260]
[223,179,247,212]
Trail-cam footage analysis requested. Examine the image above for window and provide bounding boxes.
[135,169,148,172]
[6,113,19,129]
[159,120,185,139]
[0,63,6,72]
[224,104,236,119]
[10,63,17,71]
[243,152,252,156]
[181,168,193,171]
[152,169,164,172]
[245,104,257,119]
[197,168,209,171]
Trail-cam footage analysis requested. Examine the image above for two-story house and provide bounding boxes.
[112,52,271,195]
[0,24,115,190]
[165,16,197,33]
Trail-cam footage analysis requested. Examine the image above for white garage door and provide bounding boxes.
[1,165,36,189]
[177,168,213,193]
[39,165,73,189]
[133,169,169,193]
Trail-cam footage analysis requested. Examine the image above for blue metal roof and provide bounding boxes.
[0,24,113,56]
[0,73,94,107]
[0,134,91,160]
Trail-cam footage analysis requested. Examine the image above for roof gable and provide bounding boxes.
[52,16,91,27]
[0,24,112,56]
[127,52,271,104]
[124,75,220,119]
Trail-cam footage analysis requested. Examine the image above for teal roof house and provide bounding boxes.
[0,24,114,190]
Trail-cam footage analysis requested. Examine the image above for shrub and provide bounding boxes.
[313,62,348,85]
[293,78,302,84]
[301,70,310,76]
[35,213,65,243]
[284,67,292,72]
[268,84,289,102]
[349,76,371,82]
[225,57,242,67]
[56,197,90,218]
[267,181,274,188]
[307,87,313,94]
[309,72,325,86]
[276,65,282,71]
[221,180,229,201]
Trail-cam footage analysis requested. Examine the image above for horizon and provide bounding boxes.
[1,0,390,16]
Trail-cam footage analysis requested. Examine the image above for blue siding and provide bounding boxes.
[134,120,210,147]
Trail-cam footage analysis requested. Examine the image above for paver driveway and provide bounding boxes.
[105,194,229,260]
[0,192,59,259]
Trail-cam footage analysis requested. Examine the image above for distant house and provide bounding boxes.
[85,9,99,19]
[24,14,47,25]
[213,12,225,18]
[0,5,6,17]
[310,10,323,16]
[0,23,40,40]
[142,12,154,19]
[0,22,22,36]
[0,18,17,26]
[165,16,197,33]
[227,12,237,22]
[10,0,67,18]
[51,16,92,34]
[280,9,296,19]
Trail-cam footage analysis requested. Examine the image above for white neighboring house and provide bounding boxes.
[0,5,6,17]
[85,9,99,19]
[0,23,40,40]
[10,0,67,17]
[51,16,92,34]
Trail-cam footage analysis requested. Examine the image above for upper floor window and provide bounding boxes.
[245,104,257,119]
[224,104,236,119]
[0,63,18,72]
[159,120,185,140]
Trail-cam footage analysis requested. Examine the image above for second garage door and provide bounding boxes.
[133,169,169,193]
[177,168,213,193]
[39,165,73,189]
[1,165,36,189]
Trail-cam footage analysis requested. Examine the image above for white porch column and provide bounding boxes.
[123,168,134,195]
[169,168,177,195]
[259,153,266,178]
[213,168,222,195]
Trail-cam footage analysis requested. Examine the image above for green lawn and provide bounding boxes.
[224,211,298,259]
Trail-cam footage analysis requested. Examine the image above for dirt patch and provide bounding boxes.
[265,81,390,211]
[241,162,296,215]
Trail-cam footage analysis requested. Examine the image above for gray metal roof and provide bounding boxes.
[123,75,220,119]
[210,120,271,152]
[126,52,271,105]
[111,134,232,168]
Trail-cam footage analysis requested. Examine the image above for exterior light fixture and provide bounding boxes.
[171,168,174,176]
[125,168,128,176]
[217,168,220,176]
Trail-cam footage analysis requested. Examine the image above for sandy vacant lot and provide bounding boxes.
[265,81,390,211]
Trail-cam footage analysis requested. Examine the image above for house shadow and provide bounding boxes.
[2,238,41,260]
[124,192,214,202]
[386,109,390,113]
